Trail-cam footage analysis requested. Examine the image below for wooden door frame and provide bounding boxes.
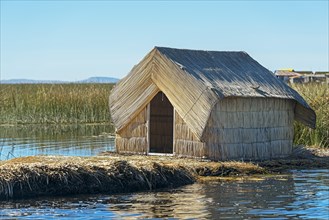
[146,98,175,156]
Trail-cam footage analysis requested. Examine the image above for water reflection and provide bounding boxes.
[207,176,296,219]
[0,170,328,219]
[106,184,211,219]
[0,124,115,160]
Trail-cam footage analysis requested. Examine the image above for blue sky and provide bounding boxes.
[1,1,328,81]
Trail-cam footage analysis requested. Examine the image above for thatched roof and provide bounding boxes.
[109,47,315,140]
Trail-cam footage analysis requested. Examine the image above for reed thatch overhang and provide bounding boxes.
[109,47,316,141]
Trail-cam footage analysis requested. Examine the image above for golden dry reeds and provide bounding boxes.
[0,150,328,200]
[0,155,194,200]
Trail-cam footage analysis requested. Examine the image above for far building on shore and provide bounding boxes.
[274,69,329,84]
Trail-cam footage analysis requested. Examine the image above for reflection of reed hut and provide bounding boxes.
[108,184,209,219]
[109,47,316,161]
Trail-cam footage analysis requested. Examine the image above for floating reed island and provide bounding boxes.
[0,146,328,200]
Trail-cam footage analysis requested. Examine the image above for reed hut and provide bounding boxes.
[109,47,316,161]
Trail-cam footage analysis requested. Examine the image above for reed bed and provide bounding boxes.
[0,84,114,124]
[291,83,329,148]
[0,155,194,199]
[1,149,328,200]
[0,154,266,200]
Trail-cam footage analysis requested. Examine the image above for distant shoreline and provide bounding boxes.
[0,76,119,84]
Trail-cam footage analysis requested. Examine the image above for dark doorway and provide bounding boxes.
[149,92,173,154]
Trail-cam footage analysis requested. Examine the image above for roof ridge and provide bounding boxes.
[154,46,246,54]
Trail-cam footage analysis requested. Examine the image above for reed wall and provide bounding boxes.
[116,107,148,154]
[116,96,295,161]
[204,97,295,161]
[174,110,206,158]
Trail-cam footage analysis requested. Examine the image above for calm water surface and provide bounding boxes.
[0,125,328,219]
[0,124,115,160]
[0,170,328,219]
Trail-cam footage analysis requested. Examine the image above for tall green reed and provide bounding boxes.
[0,84,114,124]
[292,83,329,148]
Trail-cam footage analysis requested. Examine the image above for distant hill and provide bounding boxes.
[78,77,119,83]
[0,79,66,84]
[0,76,119,84]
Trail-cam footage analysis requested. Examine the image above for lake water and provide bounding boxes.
[0,170,328,219]
[0,125,328,219]
[0,124,115,161]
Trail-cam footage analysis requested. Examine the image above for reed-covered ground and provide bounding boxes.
[0,83,328,147]
[0,146,328,200]
[0,84,114,124]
